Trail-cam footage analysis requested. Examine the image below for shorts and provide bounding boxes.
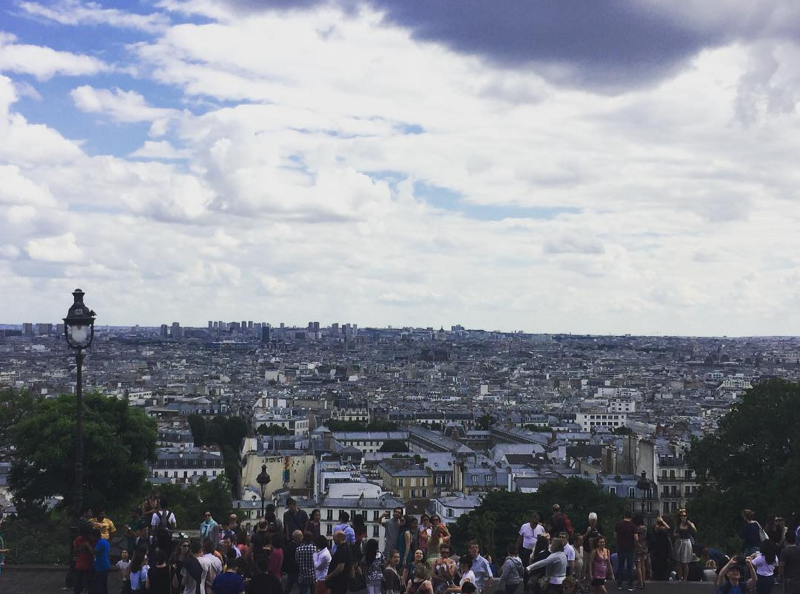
[592,579,606,587]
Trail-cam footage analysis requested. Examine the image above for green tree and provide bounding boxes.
[9,392,157,515]
[448,478,625,560]
[257,424,292,436]
[188,414,206,446]
[378,440,409,453]
[687,379,800,547]
[0,388,35,462]
[152,476,235,527]
[476,414,492,430]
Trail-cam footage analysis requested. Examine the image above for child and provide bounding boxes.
[117,549,131,593]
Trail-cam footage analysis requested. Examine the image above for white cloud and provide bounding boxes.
[26,232,83,262]
[129,140,190,160]
[17,0,170,32]
[71,86,179,136]
[0,164,55,206]
[0,32,109,80]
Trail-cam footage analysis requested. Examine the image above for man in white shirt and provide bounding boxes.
[516,514,544,566]
[560,532,576,576]
[200,538,223,583]
[181,541,209,594]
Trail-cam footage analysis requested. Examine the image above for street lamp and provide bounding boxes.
[636,471,651,523]
[256,464,271,519]
[63,288,96,521]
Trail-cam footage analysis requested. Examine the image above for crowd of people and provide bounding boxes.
[68,496,800,594]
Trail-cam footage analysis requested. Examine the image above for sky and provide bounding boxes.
[2,0,800,335]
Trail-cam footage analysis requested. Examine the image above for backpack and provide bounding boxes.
[563,514,574,536]
[156,510,173,549]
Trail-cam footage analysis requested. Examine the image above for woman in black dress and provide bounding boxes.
[651,517,671,581]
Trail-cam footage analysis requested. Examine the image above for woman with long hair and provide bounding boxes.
[399,517,420,579]
[354,515,368,547]
[526,539,568,594]
[633,515,648,589]
[362,539,385,594]
[129,549,149,593]
[405,563,435,594]
[426,516,449,567]
[751,539,778,594]
[313,534,331,594]
[268,532,284,579]
[384,551,403,594]
[307,509,322,540]
[529,534,552,594]
[588,536,615,594]
[672,510,696,581]
[419,515,431,554]
[742,510,762,556]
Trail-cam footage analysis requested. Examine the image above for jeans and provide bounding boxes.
[91,570,109,594]
[285,572,299,594]
[368,584,383,594]
[617,551,635,587]
[73,568,94,594]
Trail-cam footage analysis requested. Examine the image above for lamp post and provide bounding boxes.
[63,289,96,521]
[637,471,651,524]
[256,464,271,519]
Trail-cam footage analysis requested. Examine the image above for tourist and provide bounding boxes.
[614,510,636,591]
[361,538,385,594]
[212,556,247,594]
[333,511,356,547]
[526,538,568,594]
[633,515,648,589]
[530,534,553,594]
[779,530,800,594]
[426,517,450,567]
[518,514,545,567]
[405,563,434,594]
[385,551,404,594]
[399,517,420,574]
[431,544,456,594]
[252,521,271,566]
[296,531,317,594]
[180,541,208,594]
[313,534,332,594]
[469,540,494,593]
[265,505,284,536]
[170,539,191,591]
[742,511,763,556]
[559,533,576,576]
[93,527,112,594]
[716,556,757,594]
[116,549,131,593]
[588,536,615,594]
[91,508,117,541]
[202,538,224,584]
[128,549,148,593]
[325,531,353,594]
[284,499,309,540]
[73,527,95,594]
[752,540,779,594]
[307,510,322,540]
[267,533,284,580]
[583,514,602,582]
[673,510,697,582]
[497,543,524,594]
[419,515,432,555]
[353,515,368,553]
[284,530,303,594]
[562,576,582,594]
[382,508,405,556]
[125,509,147,555]
[202,512,221,543]
[704,561,719,582]
[147,550,172,594]
[151,501,177,557]
[572,535,584,582]
[222,514,239,543]
[650,517,671,581]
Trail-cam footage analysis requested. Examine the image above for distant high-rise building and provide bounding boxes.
[160,324,169,338]
[171,322,181,339]
[248,321,253,329]
[218,321,225,331]
[331,323,339,334]
[56,323,65,336]
[261,325,271,344]
[22,323,34,337]
[208,321,213,330]
[241,320,247,330]
[313,321,320,333]
[36,323,53,335]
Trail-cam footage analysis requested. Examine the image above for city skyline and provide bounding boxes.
[2,2,800,335]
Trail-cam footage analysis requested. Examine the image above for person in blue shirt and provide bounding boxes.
[92,528,111,594]
[333,511,356,550]
[211,557,247,594]
[468,540,494,593]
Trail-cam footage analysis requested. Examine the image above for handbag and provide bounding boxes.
[758,523,769,543]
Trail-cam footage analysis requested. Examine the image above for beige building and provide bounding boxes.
[240,437,315,499]
[377,462,432,501]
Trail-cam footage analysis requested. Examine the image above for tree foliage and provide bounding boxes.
[687,379,800,548]
[8,392,157,515]
[0,388,35,462]
[257,424,292,436]
[448,478,625,560]
[151,476,235,528]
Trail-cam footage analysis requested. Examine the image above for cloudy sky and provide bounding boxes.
[2,0,800,335]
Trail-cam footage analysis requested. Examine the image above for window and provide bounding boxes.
[436,476,442,485]
[411,490,416,498]
[326,524,332,536]
[685,486,691,496]
[447,509,453,517]
[628,487,635,498]
[373,525,380,537]
[422,490,427,498]
[373,511,380,522]
[471,475,478,485]
[609,487,616,495]
[327,510,333,521]
[664,503,670,514]
[670,470,675,478]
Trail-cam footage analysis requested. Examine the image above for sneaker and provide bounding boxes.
[628,587,635,592]
[616,586,623,591]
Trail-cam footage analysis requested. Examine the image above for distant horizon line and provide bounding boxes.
[2,323,800,340]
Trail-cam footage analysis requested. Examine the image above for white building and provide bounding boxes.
[150,446,225,484]
[430,493,483,524]
[575,412,628,432]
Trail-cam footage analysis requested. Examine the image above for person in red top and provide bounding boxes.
[614,510,638,592]
[72,527,95,594]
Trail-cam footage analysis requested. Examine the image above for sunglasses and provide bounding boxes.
[432,518,440,523]
[181,544,189,547]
